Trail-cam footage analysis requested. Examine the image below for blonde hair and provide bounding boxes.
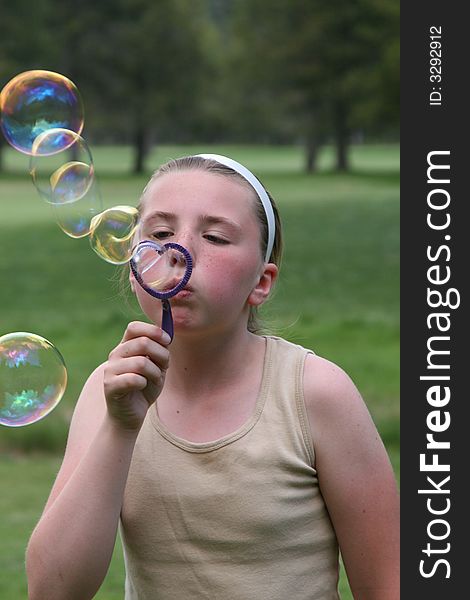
[137,155,283,334]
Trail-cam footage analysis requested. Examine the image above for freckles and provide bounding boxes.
[213,263,255,302]
[197,257,227,289]
[197,249,260,304]
[212,256,237,276]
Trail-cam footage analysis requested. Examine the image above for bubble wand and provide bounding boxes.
[130,240,193,341]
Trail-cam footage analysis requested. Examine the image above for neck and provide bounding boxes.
[165,324,262,397]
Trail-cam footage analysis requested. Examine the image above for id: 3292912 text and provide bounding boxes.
[429,26,442,107]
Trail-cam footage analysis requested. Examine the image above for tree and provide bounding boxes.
[60,0,214,173]
[1,0,215,174]
[0,0,58,170]
[230,0,399,172]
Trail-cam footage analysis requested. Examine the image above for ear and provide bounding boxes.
[129,268,136,294]
[247,263,279,307]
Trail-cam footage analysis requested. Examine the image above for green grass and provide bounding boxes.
[0,143,399,599]
[0,455,126,599]
[2,142,399,178]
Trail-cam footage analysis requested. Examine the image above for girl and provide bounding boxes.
[26,154,399,600]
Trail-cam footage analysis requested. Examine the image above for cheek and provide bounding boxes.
[201,253,259,301]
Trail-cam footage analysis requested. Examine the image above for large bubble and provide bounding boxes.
[0,70,84,155]
[0,332,67,427]
[89,206,140,264]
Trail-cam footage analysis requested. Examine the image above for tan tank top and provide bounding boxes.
[120,335,340,599]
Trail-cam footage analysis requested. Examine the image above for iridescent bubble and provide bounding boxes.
[0,70,84,155]
[89,205,139,264]
[0,332,67,427]
[53,177,103,239]
[50,161,92,202]
[30,128,94,205]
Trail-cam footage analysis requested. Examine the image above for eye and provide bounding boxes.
[204,234,229,245]
[152,230,173,240]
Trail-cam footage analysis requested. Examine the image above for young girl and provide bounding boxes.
[26,154,399,600]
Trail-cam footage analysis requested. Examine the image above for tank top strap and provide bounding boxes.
[262,335,315,467]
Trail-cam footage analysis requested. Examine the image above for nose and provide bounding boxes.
[164,249,187,273]
[157,245,192,291]
[171,229,197,265]
[166,249,186,268]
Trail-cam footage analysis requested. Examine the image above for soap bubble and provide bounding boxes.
[0,332,67,427]
[53,177,104,238]
[89,206,139,264]
[0,70,84,155]
[30,128,94,205]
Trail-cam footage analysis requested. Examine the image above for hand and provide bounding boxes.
[103,321,171,432]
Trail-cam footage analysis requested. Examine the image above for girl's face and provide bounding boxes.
[132,169,277,337]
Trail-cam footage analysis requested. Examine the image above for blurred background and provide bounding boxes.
[0,1,399,598]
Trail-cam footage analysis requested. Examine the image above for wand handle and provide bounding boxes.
[161,299,174,342]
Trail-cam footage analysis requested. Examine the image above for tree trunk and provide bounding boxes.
[305,136,318,173]
[334,101,349,172]
[133,122,150,175]
[69,139,80,162]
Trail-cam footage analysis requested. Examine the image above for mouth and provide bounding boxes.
[160,279,193,292]
[171,289,192,301]
[170,284,193,297]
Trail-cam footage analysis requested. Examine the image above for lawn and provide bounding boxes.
[0,143,399,599]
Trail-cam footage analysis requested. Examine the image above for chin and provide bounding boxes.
[171,310,198,331]
[172,315,220,338]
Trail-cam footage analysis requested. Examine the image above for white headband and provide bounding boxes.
[196,153,275,262]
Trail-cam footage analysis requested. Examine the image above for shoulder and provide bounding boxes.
[266,336,365,429]
[303,353,363,419]
[301,353,385,469]
[265,336,360,412]
[265,337,360,411]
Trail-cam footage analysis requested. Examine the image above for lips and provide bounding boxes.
[161,279,193,293]
[169,283,193,295]
[172,288,192,300]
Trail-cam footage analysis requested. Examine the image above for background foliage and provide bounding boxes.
[0,0,399,172]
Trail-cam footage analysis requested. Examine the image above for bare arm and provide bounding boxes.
[304,355,400,600]
[26,322,170,600]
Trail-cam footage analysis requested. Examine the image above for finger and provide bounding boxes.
[107,356,164,386]
[121,321,171,346]
[109,337,170,371]
[106,372,148,397]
